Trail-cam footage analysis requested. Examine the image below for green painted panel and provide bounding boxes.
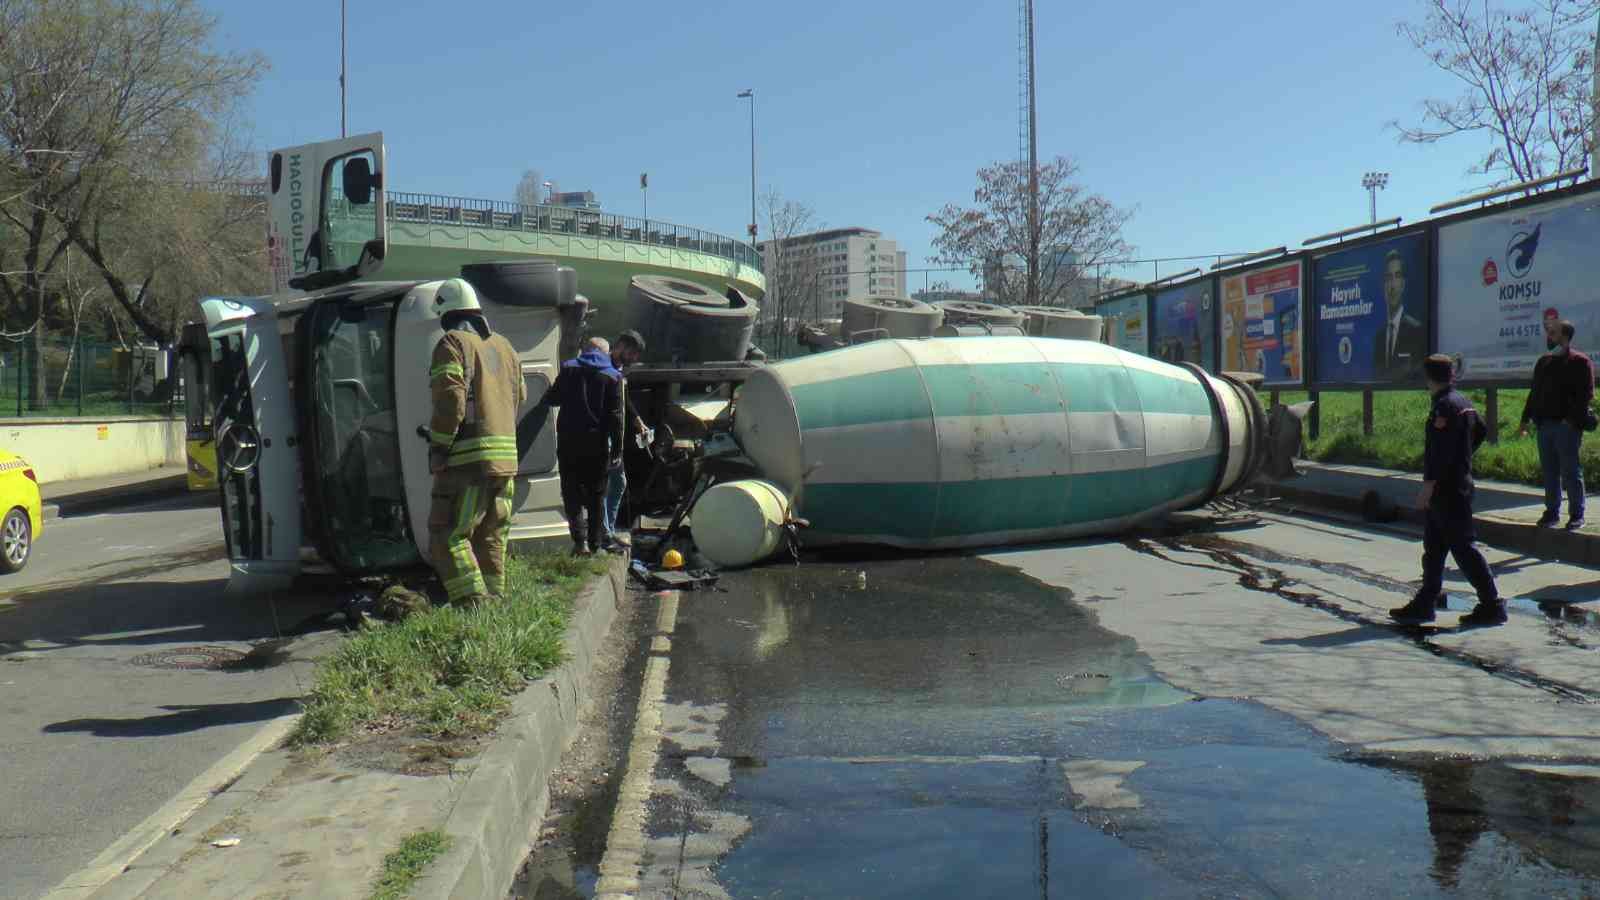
[790,367,930,431]
[801,482,939,540]
[921,364,1064,419]
[1127,368,1212,418]
[1052,363,1141,415]
[784,362,1208,430]
[801,455,1219,540]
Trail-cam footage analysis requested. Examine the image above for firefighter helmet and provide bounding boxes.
[433,278,482,317]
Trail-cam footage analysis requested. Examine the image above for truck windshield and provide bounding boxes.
[305,301,417,571]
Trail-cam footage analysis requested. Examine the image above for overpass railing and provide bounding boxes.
[382,191,763,273]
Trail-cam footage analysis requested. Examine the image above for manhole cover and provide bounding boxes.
[131,645,248,671]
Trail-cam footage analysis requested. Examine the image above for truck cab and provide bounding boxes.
[201,133,575,594]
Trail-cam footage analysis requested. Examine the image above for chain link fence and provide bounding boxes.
[0,338,178,418]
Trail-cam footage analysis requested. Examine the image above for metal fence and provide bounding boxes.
[0,338,178,419]
[384,191,764,273]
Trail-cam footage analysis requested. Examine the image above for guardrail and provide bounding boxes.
[384,191,763,273]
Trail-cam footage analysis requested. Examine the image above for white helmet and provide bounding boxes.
[433,278,482,317]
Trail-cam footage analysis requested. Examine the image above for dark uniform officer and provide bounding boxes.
[1390,354,1505,626]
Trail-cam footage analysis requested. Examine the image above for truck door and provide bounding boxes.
[268,132,387,294]
[200,296,303,594]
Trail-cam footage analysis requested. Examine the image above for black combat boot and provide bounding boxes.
[569,517,590,557]
[1389,596,1437,624]
[1459,598,1507,627]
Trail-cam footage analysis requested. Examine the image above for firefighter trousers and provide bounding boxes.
[429,469,515,603]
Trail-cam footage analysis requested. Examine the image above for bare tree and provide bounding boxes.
[515,168,544,207]
[0,0,265,385]
[1395,0,1599,184]
[928,157,1134,308]
[757,191,823,358]
[71,112,268,347]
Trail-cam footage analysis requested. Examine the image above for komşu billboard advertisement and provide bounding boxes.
[1313,232,1429,385]
[1437,189,1600,380]
[1151,280,1216,372]
[1220,261,1303,385]
[1096,294,1148,356]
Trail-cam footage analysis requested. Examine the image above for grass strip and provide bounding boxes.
[291,552,609,747]
[369,829,451,900]
[1277,388,1600,486]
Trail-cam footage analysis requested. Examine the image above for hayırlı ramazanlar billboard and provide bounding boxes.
[1219,261,1303,386]
[1437,188,1600,380]
[1152,279,1216,372]
[1313,232,1429,385]
[1095,294,1148,355]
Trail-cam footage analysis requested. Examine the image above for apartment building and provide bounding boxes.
[759,227,909,317]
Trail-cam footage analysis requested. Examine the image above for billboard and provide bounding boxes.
[1437,189,1600,380]
[1313,232,1429,385]
[1096,294,1148,355]
[1151,279,1216,372]
[1220,261,1303,385]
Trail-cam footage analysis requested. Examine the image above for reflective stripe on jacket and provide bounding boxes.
[430,328,527,476]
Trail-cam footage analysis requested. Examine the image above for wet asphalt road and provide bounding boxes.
[529,507,1600,899]
[0,495,342,900]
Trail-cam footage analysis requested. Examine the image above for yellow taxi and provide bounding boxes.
[0,450,41,573]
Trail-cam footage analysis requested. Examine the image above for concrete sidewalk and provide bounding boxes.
[40,467,196,520]
[77,557,629,900]
[1266,460,1600,567]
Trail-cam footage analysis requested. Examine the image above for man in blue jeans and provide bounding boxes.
[1518,318,1595,529]
[602,330,648,551]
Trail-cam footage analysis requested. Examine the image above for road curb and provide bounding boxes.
[412,555,629,900]
[42,474,192,520]
[1269,479,1600,568]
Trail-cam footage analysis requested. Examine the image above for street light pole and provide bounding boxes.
[1362,171,1389,225]
[340,0,347,137]
[738,89,756,242]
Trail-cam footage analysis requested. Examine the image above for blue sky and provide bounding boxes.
[213,0,1506,292]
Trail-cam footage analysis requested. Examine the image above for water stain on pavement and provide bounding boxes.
[1127,534,1600,705]
[627,554,1600,899]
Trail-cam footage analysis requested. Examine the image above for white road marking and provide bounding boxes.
[594,592,679,899]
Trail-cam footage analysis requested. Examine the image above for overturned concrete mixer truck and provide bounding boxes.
[190,131,1307,594]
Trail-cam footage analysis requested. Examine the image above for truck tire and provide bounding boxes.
[629,275,758,364]
[460,260,571,308]
[841,296,943,342]
[932,299,1025,329]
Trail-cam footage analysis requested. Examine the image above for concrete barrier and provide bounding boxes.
[0,417,183,483]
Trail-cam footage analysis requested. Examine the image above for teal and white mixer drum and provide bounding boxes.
[724,335,1265,552]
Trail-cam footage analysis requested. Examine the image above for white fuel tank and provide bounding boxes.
[730,336,1262,551]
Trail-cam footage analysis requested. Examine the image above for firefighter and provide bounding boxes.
[426,278,526,606]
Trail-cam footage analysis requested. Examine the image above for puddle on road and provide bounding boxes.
[714,701,1600,898]
[526,553,1600,898]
